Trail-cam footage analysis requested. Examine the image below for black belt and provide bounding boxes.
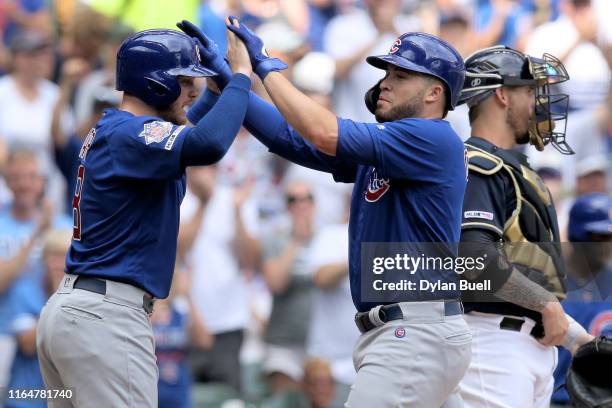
[73,276,155,314]
[499,317,543,338]
[354,301,463,334]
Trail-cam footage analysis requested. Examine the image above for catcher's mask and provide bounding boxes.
[459,46,573,155]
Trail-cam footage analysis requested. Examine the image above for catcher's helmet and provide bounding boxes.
[460,45,573,154]
[568,193,612,242]
[116,29,216,107]
[365,32,465,111]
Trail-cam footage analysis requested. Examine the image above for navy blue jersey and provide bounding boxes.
[65,109,191,298]
[194,91,467,312]
[334,118,467,311]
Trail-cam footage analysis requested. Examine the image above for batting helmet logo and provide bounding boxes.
[389,39,401,54]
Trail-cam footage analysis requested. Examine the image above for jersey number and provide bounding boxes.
[72,165,85,241]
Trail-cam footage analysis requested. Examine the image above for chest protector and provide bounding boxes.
[466,142,566,299]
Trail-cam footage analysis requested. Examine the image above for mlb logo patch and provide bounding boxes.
[464,211,494,221]
[139,121,173,145]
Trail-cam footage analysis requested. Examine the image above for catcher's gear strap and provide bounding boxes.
[566,336,612,408]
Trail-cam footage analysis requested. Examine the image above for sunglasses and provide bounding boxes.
[287,194,314,205]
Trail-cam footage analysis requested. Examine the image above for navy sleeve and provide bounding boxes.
[190,89,358,182]
[461,172,513,237]
[181,74,252,166]
[186,88,218,125]
[244,93,357,182]
[336,118,463,181]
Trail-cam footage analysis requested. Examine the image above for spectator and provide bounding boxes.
[526,0,610,111]
[4,229,71,408]
[262,181,316,393]
[0,30,56,158]
[306,199,358,407]
[71,21,131,126]
[56,5,110,74]
[180,165,261,392]
[50,57,120,215]
[0,30,64,209]
[323,0,418,122]
[0,151,70,391]
[0,0,52,46]
[0,149,64,293]
[473,0,533,49]
[551,193,612,404]
[574,154,608,196]
[152,267,213,408]
[302,358,335,408]
[0,138,9,208]
[305,0,337,51]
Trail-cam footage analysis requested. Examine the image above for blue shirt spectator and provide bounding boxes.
[5,280,46,408]
[153,298,193,408]
[474,0,530,47]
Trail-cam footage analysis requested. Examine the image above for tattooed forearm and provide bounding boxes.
[494,269,558,312]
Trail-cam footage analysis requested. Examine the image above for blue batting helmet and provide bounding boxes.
[366,32,465,110]
[116,29,216,107]
[568,193,612,242]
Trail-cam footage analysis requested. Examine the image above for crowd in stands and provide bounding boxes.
[0,0,609,407]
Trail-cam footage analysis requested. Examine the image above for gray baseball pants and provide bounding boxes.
[345,301,472,408]
[36,274,158,408]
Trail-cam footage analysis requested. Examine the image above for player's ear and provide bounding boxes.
[494,87,510,108]
[424,81,444,104]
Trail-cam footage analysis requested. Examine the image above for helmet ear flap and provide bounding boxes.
[146,77,171,96]
[365,78,383,115]
[143,75,180,107]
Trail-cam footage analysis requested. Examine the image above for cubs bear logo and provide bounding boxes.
[365,168,390,202]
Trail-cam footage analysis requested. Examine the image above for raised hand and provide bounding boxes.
[225,16,287,79]
[177,20,233,88]
[226,18,253,78]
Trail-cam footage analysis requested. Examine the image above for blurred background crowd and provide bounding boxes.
[0,0,610,407]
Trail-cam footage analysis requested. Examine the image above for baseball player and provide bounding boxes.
[456,46,593,407]
[181,18,471,407]
[35,28,252,407]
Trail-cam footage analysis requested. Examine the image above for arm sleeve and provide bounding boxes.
[181,74,252,166]
[336,118,462,181]
[459,228,513,292]
[461,172,510,236]
[186,88,219,125]
[189,89,358,182]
